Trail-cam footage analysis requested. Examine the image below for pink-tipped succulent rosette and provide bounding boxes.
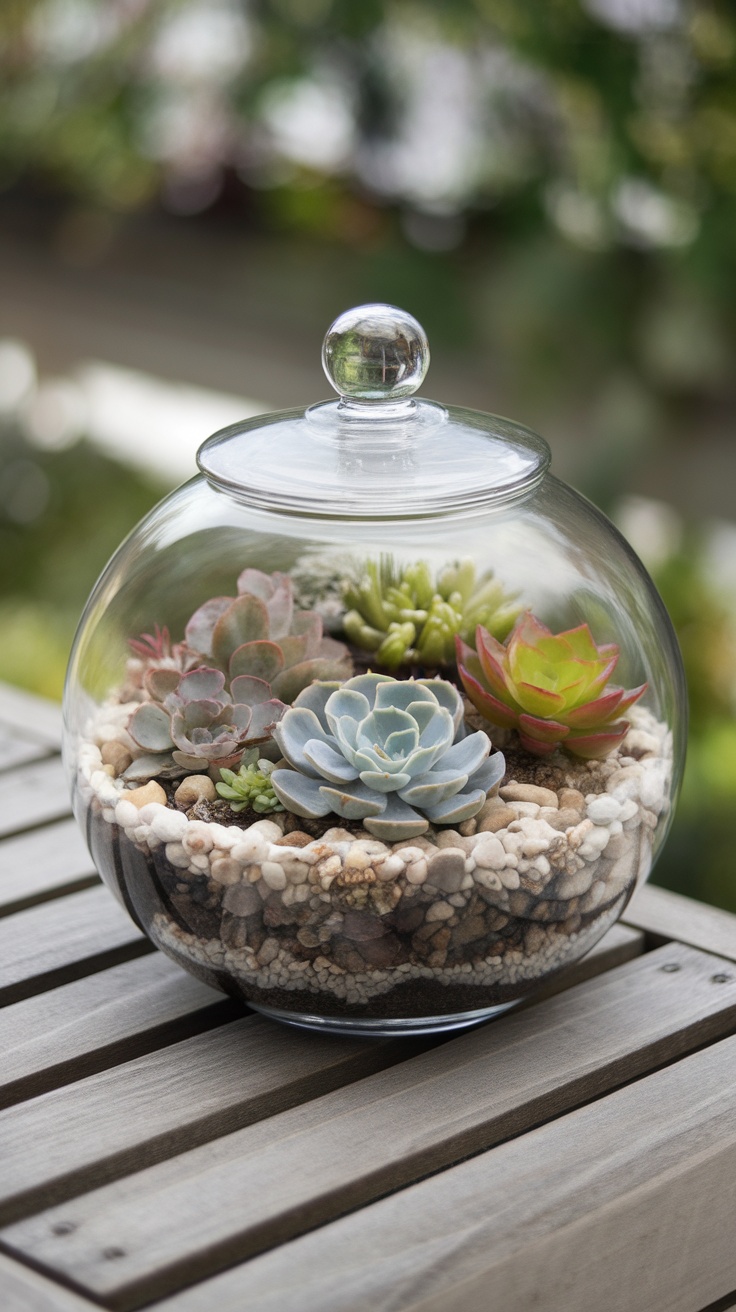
[457,612,647,760]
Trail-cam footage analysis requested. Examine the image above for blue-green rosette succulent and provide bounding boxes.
[271,673,505,841]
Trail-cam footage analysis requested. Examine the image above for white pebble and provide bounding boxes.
[115,800,139,830]
[578,826,611,860]
[261,862,287,891]
[473,835,506,871]
[183,821,215,856]
[618,798,639,822]
[138,802,167,825]
[248,819,284,843]
[151,809,189,843]
[475,869,503,891]
[405,858,427,885]
[374,854,404,881]
[231,833,267,864]
[207,824,241,849]
[165,842,190,869]
[586,795,622,826]
[394,846,425,865]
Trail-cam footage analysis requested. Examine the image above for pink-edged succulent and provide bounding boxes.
[183,568,352,703]
[126,666,285,779]
[456,612,646,760]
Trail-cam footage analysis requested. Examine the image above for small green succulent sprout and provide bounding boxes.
[216,752,285,814]
[271,672,505,841]
[342,557,519,672]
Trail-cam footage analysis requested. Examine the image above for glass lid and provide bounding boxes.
[197,303,551,518]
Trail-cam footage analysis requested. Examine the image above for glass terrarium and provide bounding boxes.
[64,304,686,1036]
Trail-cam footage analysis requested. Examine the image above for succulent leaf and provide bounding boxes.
[129,702,174,752]
[212,595,270,669]
[343,556,520,671]
[229,640,285,683]
[457,612,647,760]
[271,674,502,840]
[271,656,352,704]
[124,569,356,787]
[215,755,285,815]
[184,597,232,656]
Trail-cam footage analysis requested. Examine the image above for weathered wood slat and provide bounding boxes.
[0,953,239,1110]
[0,885,149,1007]
[626,882,736,963]
[0,723,50,774]
[0,758,72,840]
[0,683,63,747]
[135,1033,736,1312]
[0,1252,98,1311]
[0,1016,422,1227]
[12,941,736,1309]
[0,819,98,916]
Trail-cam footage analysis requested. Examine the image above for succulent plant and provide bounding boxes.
[270,672,505,841]
[183,568,352,703]
[216,753,285,814]
[342,557,519,672]
[126,666,286,778]
[456,612,647,760]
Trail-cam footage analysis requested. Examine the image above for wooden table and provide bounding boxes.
[2,681,736,1312]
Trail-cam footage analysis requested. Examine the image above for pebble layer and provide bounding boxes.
[76,702,672,1015]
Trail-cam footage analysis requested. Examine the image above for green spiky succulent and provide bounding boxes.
[216,753,285,814]
[342,557,519,673]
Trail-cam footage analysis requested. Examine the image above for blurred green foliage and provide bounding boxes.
[0,424,164,698]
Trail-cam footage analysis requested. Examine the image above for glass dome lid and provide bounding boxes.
[197,303,550,518]
[64,296,686,1042]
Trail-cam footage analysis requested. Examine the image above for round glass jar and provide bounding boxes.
[64,304,686,1036]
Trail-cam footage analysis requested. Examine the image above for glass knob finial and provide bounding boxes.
[322,303,429,403]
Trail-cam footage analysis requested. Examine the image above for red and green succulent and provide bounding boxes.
[456,612,646,760]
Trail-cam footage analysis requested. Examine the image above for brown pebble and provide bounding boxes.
[276,831,312,848]
[545,807,583,832]
[257,937,280,965]
[101,741,132,774]
[559,788,585,812]
[478,806,517,833]
[342,909,386,941]
[125,780,167,809]
[427,850,466,893]
[210,857,242,886]
[296,926,321,948]
[222,882,261,915]
[459,818,478,836]
[174,775,217,808]
[500,783,559,809]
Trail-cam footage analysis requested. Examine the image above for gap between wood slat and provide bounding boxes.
[136,1033,736,1312]
[0,683,63,748]
[0,818,99,918]
[0,757,72,841]
[8,940,736,1309]
[0,724,51,775]
[0,1016,431,1229]
[0,885,151,1008]
[0,918,637,1233]
[0,953,243,1111]
[0,1251,98,1311]
[625,883,736,964]
[700,1293,736,1312]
